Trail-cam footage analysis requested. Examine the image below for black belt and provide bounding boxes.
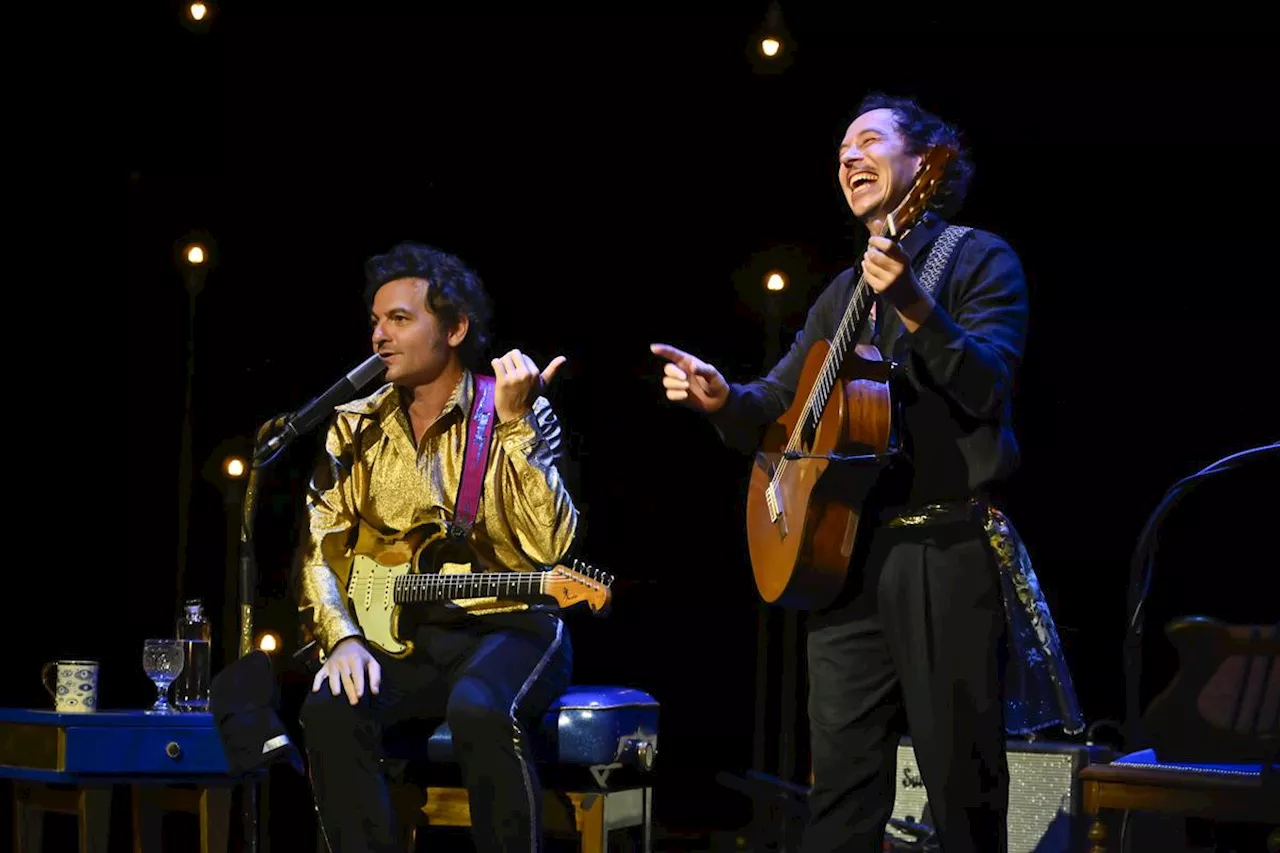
[878,497,986,528]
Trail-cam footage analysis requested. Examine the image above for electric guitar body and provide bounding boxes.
[345,521,612,658]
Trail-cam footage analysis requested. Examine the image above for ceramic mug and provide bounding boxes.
[41,660,99,712]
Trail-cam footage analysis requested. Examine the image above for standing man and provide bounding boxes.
[651,94,1081,852]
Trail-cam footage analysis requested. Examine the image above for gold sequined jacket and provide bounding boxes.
[296,370,579,653]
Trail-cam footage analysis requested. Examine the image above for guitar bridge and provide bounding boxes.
[765,482,788,535]
[754,452,787,534]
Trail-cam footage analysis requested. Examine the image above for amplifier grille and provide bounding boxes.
[889,739,1100,853]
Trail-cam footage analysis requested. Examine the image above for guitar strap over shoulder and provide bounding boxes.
[874,224,973,357]
[449,373,497,541]
[917,224,973,297]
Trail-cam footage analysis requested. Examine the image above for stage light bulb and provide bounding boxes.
[223,456,246,478]
[185,244,206,265]
[257,632,279,653]
[760,37,780,57]
[765,271,787,291]
[189,2,208,21]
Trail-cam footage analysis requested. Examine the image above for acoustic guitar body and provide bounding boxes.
[746,340,893,609]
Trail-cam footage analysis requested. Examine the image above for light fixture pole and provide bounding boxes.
[175,236,211,618]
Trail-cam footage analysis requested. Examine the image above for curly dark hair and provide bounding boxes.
[854,92,974,220]
[362,241,494,370]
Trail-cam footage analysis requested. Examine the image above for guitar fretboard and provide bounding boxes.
[392,572,546,604]
[804,277,876,439]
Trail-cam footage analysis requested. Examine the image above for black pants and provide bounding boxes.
[300,611,572,853]
[802,518,1008,853]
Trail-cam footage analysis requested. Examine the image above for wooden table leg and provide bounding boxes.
[13,783,44,853]
[1087,813,1108,853]
[201,787,232,853]
[578,793,605,853]
[12,783,111,853]
[132,787,165,852]
[1082,778,1107,853]
[131,784,234,853]
[78,787,112,853]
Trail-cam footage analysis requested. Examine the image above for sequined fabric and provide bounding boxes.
[296,369,579,653]
[888,499,1085,735]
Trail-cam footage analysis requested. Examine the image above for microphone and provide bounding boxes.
[254,353,386,462]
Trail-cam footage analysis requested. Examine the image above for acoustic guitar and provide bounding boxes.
[745,145,956,609]
[345,521,613,658]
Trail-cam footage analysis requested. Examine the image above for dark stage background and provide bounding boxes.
[17,6,1280,850]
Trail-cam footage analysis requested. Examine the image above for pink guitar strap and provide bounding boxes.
[449,373,497,540]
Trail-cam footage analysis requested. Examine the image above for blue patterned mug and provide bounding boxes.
[41,660,99,713]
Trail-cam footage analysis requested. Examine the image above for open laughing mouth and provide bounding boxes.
[848,171,878,195]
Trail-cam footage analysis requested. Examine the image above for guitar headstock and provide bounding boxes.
[885,143,957,239]
[546,558,614,614]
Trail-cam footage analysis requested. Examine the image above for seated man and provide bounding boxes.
[296,241,578,853]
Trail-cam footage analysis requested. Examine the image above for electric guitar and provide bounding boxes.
[345,521,613,658]
[744,145,956,610]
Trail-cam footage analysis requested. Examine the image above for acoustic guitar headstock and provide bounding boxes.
[546,558,614,614]
[885,144,958,239]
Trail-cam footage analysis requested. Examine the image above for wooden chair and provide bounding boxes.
[1079,617,1279,851]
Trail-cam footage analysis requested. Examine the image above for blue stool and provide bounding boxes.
[388,685,659,853]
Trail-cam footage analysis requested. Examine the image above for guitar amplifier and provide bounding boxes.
[888,737,1111,853]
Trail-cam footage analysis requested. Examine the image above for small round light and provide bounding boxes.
[223,456,246,478]
[760,38,780,57]
[765,271,787,291]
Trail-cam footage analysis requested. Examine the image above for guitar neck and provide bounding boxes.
[830,275,875,365]
[392,571,547,604]
[799,274,876,428]
[805,220,922,427]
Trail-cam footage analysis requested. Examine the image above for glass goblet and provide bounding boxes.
[142,638,185,715]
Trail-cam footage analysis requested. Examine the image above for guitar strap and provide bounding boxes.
[864,225,975,463]
[448,373,497,541]
[875,224,973,356]
[917,224,973,298]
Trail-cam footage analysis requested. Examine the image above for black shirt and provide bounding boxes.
[708,212,1030,511]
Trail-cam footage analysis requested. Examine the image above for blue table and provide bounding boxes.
[0,708,235,853]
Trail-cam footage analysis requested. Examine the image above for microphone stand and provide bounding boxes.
[237,413,288,853]
[234,355,384,852]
